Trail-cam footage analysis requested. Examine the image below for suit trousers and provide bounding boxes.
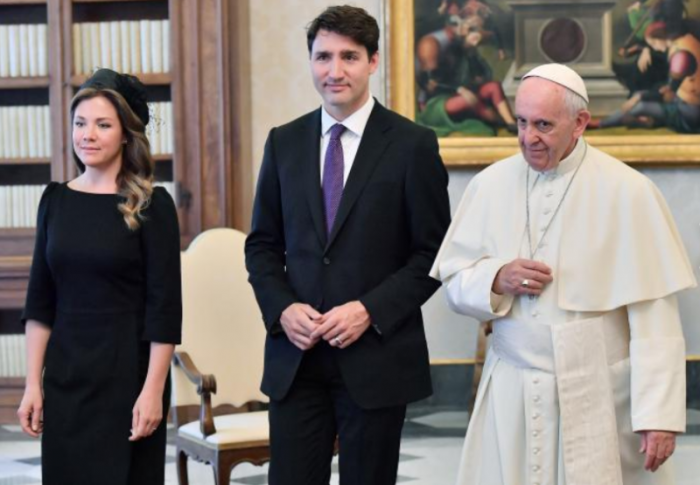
[268,342,407,485]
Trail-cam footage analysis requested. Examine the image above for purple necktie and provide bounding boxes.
[322,123,346,236]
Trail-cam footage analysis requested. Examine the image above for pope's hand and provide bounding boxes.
[492,259,553,296]
[639,430,676,472]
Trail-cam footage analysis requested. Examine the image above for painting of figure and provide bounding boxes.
[592,1,700,134]
[412,0,700,137]
[415,0,516,136]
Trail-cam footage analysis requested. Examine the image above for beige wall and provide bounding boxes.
[248,0,384,190]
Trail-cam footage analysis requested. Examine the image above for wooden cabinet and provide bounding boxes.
[0,0,252,422]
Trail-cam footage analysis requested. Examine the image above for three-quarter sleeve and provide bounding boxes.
[627,294,686,433]
[443,257,514,322]
[140,187,182,343]
[22,182,59,327]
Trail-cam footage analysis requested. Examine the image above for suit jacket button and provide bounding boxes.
[323,257,331,265]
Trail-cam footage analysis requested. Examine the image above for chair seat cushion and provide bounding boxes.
[178,410,269,450]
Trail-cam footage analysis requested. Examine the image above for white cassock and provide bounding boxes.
[430,139,696,485]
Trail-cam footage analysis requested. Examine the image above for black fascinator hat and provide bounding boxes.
[80,68,150,126]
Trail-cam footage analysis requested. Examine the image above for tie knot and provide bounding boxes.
[330,123,346,141]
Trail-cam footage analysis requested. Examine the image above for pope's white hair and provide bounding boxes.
[562,87,588,118]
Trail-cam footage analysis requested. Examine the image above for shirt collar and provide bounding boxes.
[321,95,375,138]
[546,137,586,177]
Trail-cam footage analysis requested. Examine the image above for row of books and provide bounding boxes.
[0,106,51,159]
[0,183,175,228]
[0,185,45,229]
[73,20,170,76]
[147,101,174,156]
[0,334,26,378]
[0,24,48,78]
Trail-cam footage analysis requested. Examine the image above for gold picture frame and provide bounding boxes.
[385,0,700,166]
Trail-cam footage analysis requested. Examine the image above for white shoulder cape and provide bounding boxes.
[431,142,696,311]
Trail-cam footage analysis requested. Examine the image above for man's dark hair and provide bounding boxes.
[307,5,380,57]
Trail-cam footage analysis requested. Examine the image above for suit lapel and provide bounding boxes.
[326,103,392,251]
[302,109,327,247]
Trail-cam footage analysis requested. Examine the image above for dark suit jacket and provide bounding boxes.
[245,101,451,409]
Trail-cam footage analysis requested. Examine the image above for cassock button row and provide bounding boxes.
[323,257,331,265]
[532,430,539,437]
[533,395,541,402]
[543,208,552,215]
[545,191,554,197]
[533,447,540,455]
[532,465,540,472]
[531,310,539,318]
[532,413,540,420]
[533,377,540,384]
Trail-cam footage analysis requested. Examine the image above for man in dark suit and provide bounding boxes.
[245,6,451,485]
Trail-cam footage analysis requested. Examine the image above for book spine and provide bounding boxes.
[0,25,9,77]
[0,108,6,158]
[8,25,19,77]
[110,21,121,72]
[44,105,51,156]
[27,24,38,76]
[8,107,18,158]
[150,20,162,73]
[162,20,170,73]
[73,23,82,75]
[0,336,7,377]
[18,107,28,157]
[139,20,151,74]
[129,21,141,74]
[99,22,111,70]
[18,24,29,77]
[149,102,160,154]
[168,101,174,154]
[89,22,100,74]
[0,187,5,229]
[28,106,38,158]
[37,24,48,76]
[81,24,92,76]
[120,21,130,74]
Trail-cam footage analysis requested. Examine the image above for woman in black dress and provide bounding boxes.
[16,69,182,485]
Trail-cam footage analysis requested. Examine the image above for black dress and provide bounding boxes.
[22,182,182,485]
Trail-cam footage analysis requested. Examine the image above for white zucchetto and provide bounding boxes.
[522,63,589,102]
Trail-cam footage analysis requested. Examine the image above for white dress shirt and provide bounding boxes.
[319,95,375,185]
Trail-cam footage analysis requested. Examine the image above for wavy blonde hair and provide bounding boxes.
[70,88,155,230]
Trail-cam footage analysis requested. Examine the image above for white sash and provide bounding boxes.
[492,310,629,485]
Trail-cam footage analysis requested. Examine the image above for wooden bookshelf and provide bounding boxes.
[70,72,171,86]
[0,157,51,165]
[0,1,46,5]
[0,0,252,423]
[0,77,50,89]
[72,0,167,3]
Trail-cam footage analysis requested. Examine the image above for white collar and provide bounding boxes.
[543,138,586,177]
[321,95,375,138]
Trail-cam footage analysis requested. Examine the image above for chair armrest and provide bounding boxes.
[172,351,217,437]
[173,351,217,395]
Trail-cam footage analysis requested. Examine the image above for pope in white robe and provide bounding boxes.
[430,64,696,485]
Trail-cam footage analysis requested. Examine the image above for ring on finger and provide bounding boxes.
[521,279,530,288]
[333,336,343,346]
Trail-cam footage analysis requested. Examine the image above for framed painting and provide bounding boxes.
[385,0,700,165]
